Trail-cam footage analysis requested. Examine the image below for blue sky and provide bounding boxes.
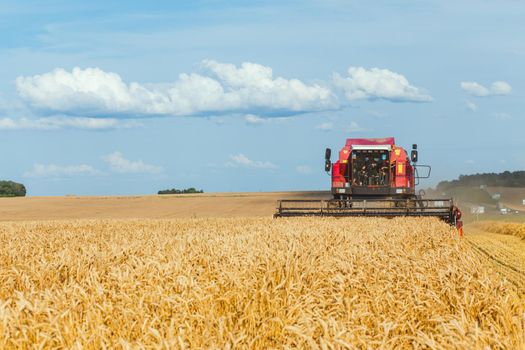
[0,0,523,195]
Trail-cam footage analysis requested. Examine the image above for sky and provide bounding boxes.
[0,0,523,196]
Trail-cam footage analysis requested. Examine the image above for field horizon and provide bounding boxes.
[0,191,330,221]
[1,187,524,221]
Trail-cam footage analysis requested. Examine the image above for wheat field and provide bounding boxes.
[465,221,525,298]
[472,221,525,239]
[0,217,523,349]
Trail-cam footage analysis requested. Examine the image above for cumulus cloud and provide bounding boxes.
[16,61,336,118]
[15,62,436,122]
[226,154,277,169]
[460,82,488,97]
[24,163,100,178]
[0,116,139,130]
[243,114,266,125]
[333,67,432,102]
[102,152,163,174]
[243,114,292,125]
[490,81,512,95]
[460,81,512,97]
[316,121,363,133]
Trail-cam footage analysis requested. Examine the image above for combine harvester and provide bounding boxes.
[275,137,463,231]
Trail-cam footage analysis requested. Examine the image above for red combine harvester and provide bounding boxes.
[275,137,463,230]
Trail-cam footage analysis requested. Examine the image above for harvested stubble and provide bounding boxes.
[473,221,525,239]
[465,224,525,295]
[0,218,523,349]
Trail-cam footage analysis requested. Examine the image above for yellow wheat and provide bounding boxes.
[474,221,525,239]
[0,217,523,349]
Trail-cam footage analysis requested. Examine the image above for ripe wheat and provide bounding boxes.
[0,217,523,349]
[474,221,525,239]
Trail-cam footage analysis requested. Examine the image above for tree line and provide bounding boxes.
[437,171,525,191]
[158,187,203,195]
[0,181,26,197]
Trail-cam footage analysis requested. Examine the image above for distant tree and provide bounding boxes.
[158,187,203,195]
[437,171,525,191]
[0,181,26,197]
[444,187,496,205]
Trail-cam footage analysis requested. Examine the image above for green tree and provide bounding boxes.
[437,171,525,190]
[158,187,203,195]
[0,181,26,197]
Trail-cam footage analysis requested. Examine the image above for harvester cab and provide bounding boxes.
[275,137,463,230]
[327,137,423,200]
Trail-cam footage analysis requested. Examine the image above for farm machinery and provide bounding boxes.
[275,137,463,231]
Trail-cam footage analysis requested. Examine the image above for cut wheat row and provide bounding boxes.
[473,221,525,239]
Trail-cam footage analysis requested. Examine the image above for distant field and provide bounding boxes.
[1,188,522,222]
[0,191,330,221]
[424,186,525,223]
[486,186,525,212]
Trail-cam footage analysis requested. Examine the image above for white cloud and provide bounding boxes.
[0,116,140,130]
[466,101,477,112]
[24,163,100,178]
[296,165,312,174]
[16,61,336,118]
[14,63,442,122]
[226,154,277,169]
[316,122,333,131]
[490,81,512,95]
[244,114,266,125]
[316,121,363,133]
[460,82,489,97]
[333,67,432,102]
[102,151,163,174]
[243,114,293,125]
[460,81,512,97]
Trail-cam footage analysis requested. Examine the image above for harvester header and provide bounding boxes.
[276,137,462,230]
